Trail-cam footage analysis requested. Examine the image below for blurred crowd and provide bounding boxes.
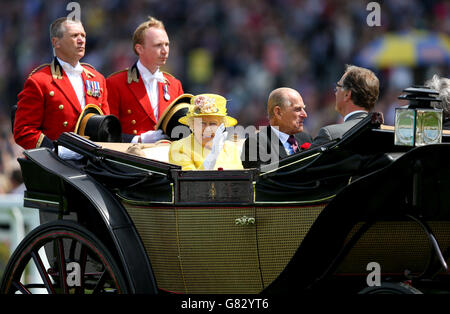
[0,0,448,193]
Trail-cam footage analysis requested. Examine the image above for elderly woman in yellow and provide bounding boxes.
[168,94,243,170]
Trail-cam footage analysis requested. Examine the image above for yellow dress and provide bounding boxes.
[169,134,243,170]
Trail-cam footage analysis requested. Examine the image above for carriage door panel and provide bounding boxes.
[176,206,262,293]
[256,205,325,287]
[123,204,185,293]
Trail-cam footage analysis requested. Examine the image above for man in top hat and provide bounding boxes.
[169,94,243,170]
[13,17,110,150]
[241,87,312,169]
[107,16,184,143]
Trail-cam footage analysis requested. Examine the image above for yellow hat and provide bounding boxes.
[178,94,237,127]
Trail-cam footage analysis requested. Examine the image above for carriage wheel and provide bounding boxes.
[1,220,128,294]
[358,282,422,294]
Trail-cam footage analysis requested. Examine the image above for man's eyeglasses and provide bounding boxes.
[334,83,343,92]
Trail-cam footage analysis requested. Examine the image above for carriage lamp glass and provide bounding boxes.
[415,109,443,146]
[395,108,415,146]
[394,108,443,147]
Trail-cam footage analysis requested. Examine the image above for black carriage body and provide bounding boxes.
[6,113,450,294]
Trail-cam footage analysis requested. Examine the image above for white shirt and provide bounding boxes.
[270,126,294,155]
[136,60,165,121]
[57,57,85,110]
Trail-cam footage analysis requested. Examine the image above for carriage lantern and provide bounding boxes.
[394,86,443,147]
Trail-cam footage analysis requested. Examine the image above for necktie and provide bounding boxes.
[287,135,299,154]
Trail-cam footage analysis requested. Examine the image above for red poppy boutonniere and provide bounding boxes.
[300,142,311,150]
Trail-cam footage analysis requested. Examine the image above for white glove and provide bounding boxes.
[57,146,84,160]
[203,123,228,170]
[132,129,168,143]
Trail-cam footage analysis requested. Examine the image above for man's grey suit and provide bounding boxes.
[312,111,368,146]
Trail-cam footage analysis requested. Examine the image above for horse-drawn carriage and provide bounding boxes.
[2,87,450,294]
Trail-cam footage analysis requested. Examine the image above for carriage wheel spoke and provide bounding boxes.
[56,238,69,293]
[12,281,31,294]
[92,270,108,294]
[69,238,77,261]
[31,250,55,294]
[4,222,125,294]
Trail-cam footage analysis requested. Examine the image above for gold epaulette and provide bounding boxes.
[107,68,128,79]
[127,66,139,84]
[28,64,50,77]
[51,58,63,79]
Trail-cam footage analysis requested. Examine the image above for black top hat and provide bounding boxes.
[74,104,122,142]
[155,93,193,140]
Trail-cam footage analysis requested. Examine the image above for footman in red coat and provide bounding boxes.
[107,16,184,143]
[14,17,109,150]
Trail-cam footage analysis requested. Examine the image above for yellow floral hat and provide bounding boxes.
[178,94,238,127]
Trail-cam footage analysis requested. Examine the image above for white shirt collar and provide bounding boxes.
[136,60,165,83]
[343,110,367,122]
[57,57,83,75]
[270,125,290,144]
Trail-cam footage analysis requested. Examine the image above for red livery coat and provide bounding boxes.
[106,63,184,139]
[14,58,110,150]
